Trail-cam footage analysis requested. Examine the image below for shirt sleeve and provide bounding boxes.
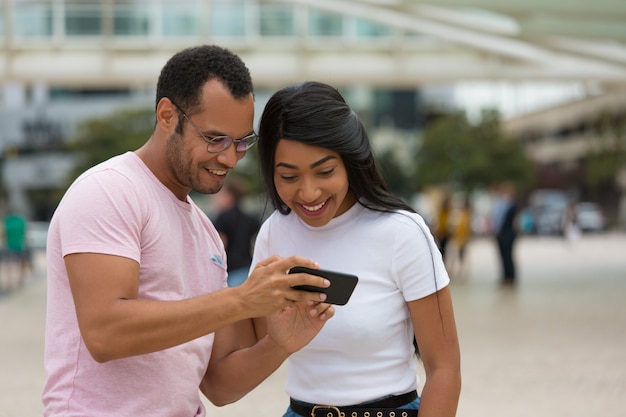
[391,212,450,301]
[57,169,143,262]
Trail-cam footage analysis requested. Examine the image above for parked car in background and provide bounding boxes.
[575,202,606,232]
[527,189,569,236]
[533,205,566,235]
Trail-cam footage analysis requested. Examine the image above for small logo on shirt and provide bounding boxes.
[210,255,224,267]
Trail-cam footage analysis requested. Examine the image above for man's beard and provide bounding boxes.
[165,132,224,195]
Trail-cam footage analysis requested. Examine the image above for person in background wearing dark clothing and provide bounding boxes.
[214,178,261,287]
[492,183,518,286]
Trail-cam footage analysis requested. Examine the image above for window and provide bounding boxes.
[211,1,246,37]
[162,4,198,37]
[309,10,342,37]
[65,2,102,36]
[355,19,391,38]
[12,3,53,37]
[114,4,150,36]
[260,4,294,37]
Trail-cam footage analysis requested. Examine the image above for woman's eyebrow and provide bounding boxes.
[310,155,336,168]
[275,155,337,170]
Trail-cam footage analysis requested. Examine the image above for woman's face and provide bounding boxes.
[273,139,356,227]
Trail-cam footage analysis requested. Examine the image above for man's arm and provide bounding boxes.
[66,253,329,362]
[200,299,334,406]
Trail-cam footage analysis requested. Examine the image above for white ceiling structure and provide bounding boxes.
[281,0,626,86]
[0,0,625,91]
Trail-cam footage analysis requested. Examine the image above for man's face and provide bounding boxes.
[166,79,254,196]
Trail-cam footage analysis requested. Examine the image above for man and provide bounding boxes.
[492,182,518,286]
[43,45,333,417]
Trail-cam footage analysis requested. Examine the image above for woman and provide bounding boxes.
[450,196,472,280]
[250,81,461,417]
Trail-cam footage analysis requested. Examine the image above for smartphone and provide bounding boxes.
[289,266,358,305]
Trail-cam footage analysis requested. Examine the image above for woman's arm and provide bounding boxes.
[410,286,461,417]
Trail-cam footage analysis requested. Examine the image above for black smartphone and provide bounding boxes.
[289,266,359,305]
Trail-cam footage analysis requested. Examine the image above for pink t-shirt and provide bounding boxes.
[43,152,227,417]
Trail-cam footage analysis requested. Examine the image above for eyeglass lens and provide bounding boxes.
[205,134,257,153]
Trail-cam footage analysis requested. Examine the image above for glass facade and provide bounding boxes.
[114,4,150,36]
[259,4,295,37]
[12,3,53,37]
[309,10,343,37]
[162,3,198,37]
[211,1,247,38]
[65,2,102,36]
[4,0,404,42]
[356,20,392,38]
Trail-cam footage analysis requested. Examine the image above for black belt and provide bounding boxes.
[290,390,418,417]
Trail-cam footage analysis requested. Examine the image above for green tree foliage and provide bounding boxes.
[585,110,626,190]
[64,107,155,185]
[413,109,534,192]
[377,149,413,199]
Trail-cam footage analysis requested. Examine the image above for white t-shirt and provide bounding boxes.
[251,202,450,406]
[43,152,227,417]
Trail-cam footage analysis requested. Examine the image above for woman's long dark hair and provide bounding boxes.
[258,81,415,215]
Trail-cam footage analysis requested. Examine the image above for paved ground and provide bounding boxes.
[1,233,625,417]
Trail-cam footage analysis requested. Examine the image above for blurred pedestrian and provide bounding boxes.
[562,201,580,245]
[213,178,261,287]
[245,81,461,417]
[450,196,472,280]
[434,194,453,267]
[492,183,519,286]
[42,45,334,417]
[2,207,32,288]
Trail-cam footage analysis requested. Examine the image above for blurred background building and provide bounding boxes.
[1,0,625,232]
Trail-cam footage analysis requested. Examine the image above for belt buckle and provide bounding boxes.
[311,405,343,417]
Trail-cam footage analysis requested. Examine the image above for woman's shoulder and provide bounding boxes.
[369,208,428,230]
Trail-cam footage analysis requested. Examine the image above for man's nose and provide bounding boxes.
[217,143,242,168]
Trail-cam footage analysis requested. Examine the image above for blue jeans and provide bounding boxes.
[227,267,249,287]
[283,396,420,417]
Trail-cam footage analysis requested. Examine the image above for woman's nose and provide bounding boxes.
[299,178,322,201]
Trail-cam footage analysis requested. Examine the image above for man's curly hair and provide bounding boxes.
[156,45,253,132]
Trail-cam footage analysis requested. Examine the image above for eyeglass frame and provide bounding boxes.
[169,100,259,153]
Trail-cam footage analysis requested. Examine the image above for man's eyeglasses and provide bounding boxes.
[170,100,258,153]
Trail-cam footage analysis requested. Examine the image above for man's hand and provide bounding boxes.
[266,301,335,354]
[235,256,331,318]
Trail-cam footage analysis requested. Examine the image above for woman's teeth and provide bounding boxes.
[302,201,326,212]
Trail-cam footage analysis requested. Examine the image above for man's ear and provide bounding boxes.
[155,97,178,131]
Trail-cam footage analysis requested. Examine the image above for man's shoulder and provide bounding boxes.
[73,153,148,189]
